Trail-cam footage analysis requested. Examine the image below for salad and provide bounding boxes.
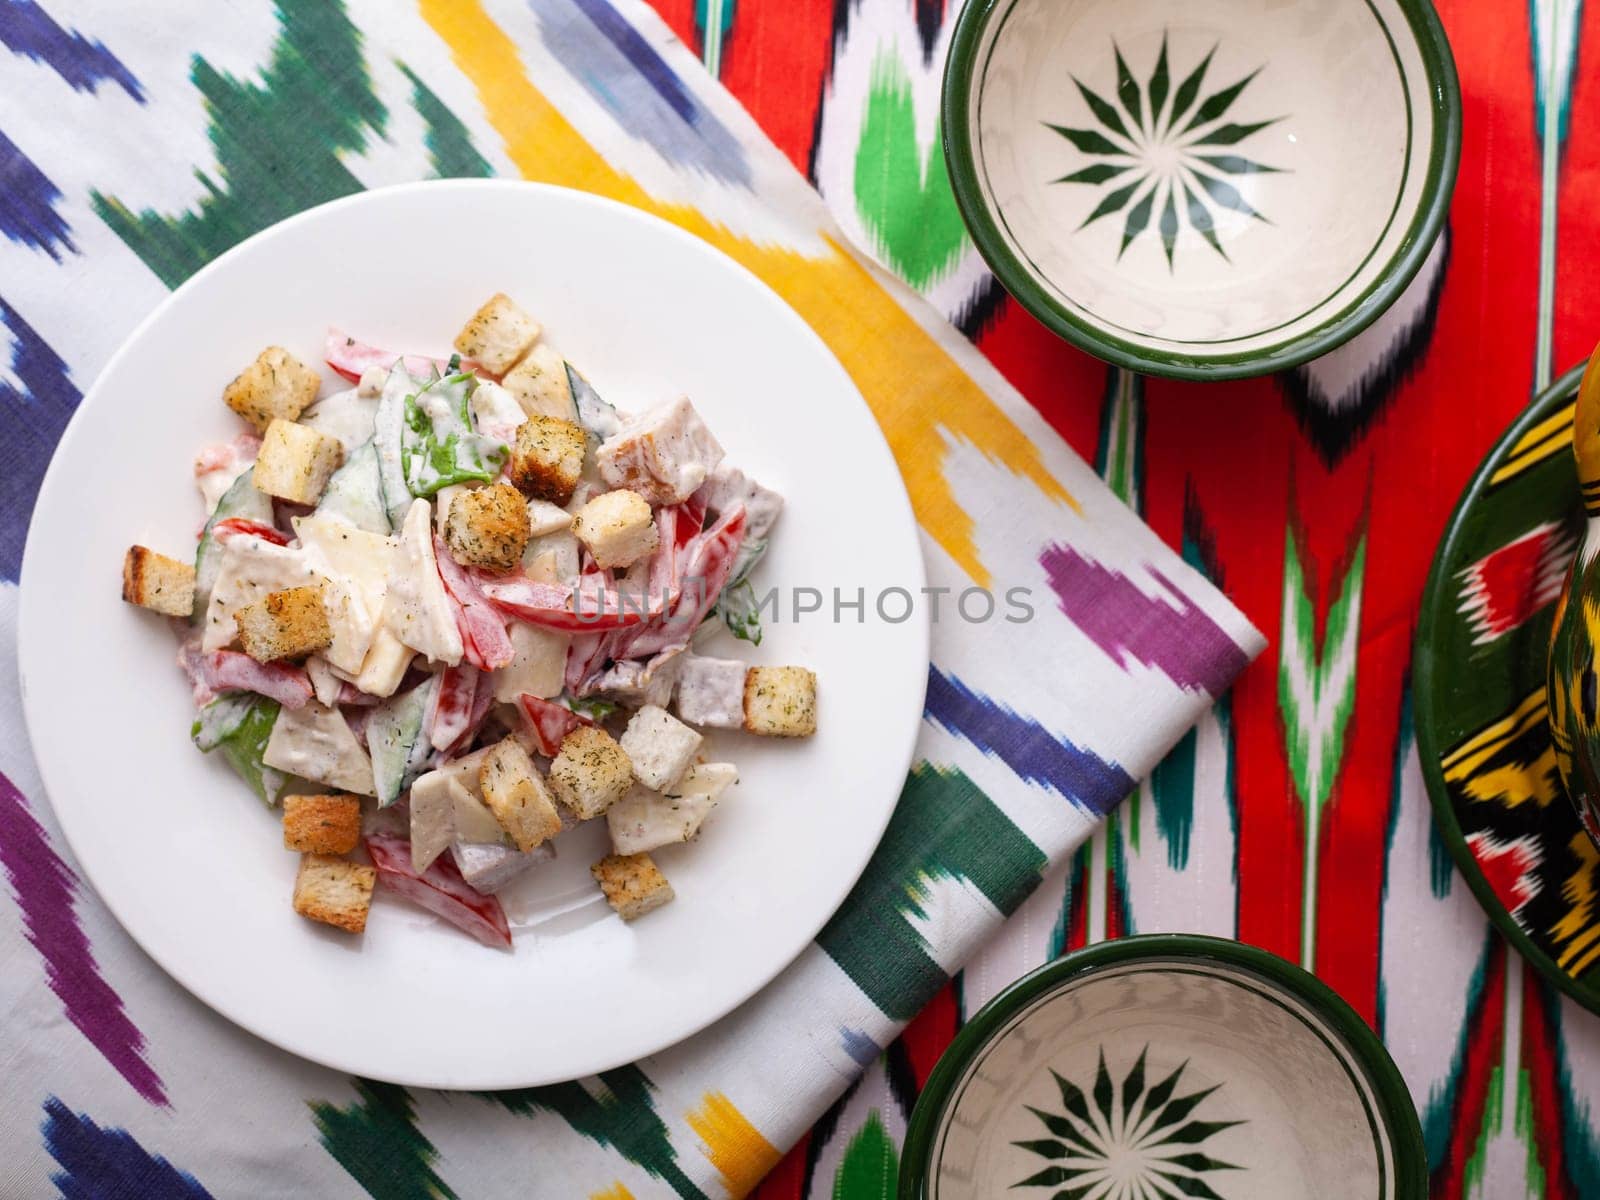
[120,294,816,947]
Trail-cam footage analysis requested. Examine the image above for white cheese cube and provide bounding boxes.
[263,701,375,796]
[674,655,747,729]
[492,622,568,702]
[354,626,415,698]
[451,838,555,893]
[619,704,702,791]
[526,499,573,537]
[606,763,736,856]
[596,396,724,505]
[383,498,464,665]
[293,515,396,675]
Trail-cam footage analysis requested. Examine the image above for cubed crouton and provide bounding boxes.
[744,666,817,737]
[591,852,674,920]
[453,293,542,376]
[253,419,344,504]
[292,853,376,933]
[675,655,748,729]
[501,343,573,419]
[444,482,531,573]
[550,725,634,819]
[121,545,195,617]
[596,396,724,505]
[478,737,563,852]
[235,583,332,661]
[223,346,321,433]
[572,489,658,570]
[509,415,586,505]
[619,704,702,791]
[282,793,363,854]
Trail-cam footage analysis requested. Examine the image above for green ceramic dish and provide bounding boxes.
[899,935,1426,1200]
[941,0,1461,380]
[1413,363,1600,1014]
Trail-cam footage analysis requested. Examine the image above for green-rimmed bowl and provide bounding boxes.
[941,0,1461,380]
[899,935,1426,1200]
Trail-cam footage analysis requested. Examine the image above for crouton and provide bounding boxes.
[253,419,344,505]
[453,293,542,376]
[675,655,747,729]
[744,666,817,737]
[549,725,634,819]
[591,852,674,920]
[121,545,195,617]
[478,737,563,852]
[235,583,331,661]
[292,853,376,933]
[444,482,531,573]
[509,415,586,505]
[572,489,658,570]
[596,396,724,505]
[619,704,702,791]
[501,343,573,419]
[223,346,321,433]
[282,793,363,854]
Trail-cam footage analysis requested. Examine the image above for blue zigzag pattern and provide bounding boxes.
[0,296,81,581]
[0,126,74,259]
[924,666,1133,815]
[0,1,142,97]
[529,0,752,186]
[42,1098,214,1200]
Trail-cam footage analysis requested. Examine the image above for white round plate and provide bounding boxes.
[19,180,929,1089]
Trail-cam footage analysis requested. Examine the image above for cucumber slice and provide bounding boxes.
[565,362,622,443]
[192,466,275,623]
[374,367,417,530]
[368,675,438,807]
[315,439,391,533]
[192,694,284,805]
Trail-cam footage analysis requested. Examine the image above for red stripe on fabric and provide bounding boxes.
[1553,0,1600,373]
[648,0,697,53]
[900,982,960,1091]
[1521,973,1569,1198]
[714,0,837,174]
[748,1131,807,1200]
[971,296,1106,462]
[1435,942,1508,1198]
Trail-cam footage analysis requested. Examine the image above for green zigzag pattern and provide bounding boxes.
[817,764,1047,1021]
[852,52,970,293]
[311,1080,455,1200]
[92,0,492,289]
[484,1066,709,1200]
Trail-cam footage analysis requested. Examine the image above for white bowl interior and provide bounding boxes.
[931,960,1397,1200]
[967,0,1438,358]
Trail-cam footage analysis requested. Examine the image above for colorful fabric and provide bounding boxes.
[0,2,1260,1198]
[668,2,1600,1199]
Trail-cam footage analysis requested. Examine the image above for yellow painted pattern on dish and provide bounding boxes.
[1488,403,1573,486]
[1554,832,1600,974]
[1440,689,1548,776]
[685,1092,780,1198]
[418,0,1078,587]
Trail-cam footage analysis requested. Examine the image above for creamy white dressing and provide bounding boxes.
[201,539,322,653]
[301,387,380,455]
[263,701,375,795]
[382,499,464,665]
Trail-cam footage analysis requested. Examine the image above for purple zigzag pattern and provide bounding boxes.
[0,295,81,581]
[42,1098,212,1199]
[0,772,167,1104]
[1040,543,1249,697]
[924,666,1134,815]
[0,1,143,98]
[0,126,74,259]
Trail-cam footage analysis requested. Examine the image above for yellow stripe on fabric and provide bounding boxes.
[419,0,1078,587]
[684,1093,781,1198]
[589,1186,635,1200]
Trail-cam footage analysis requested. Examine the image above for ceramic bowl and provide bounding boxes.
[899,935,1426,1200]
[942,0,1460,379]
